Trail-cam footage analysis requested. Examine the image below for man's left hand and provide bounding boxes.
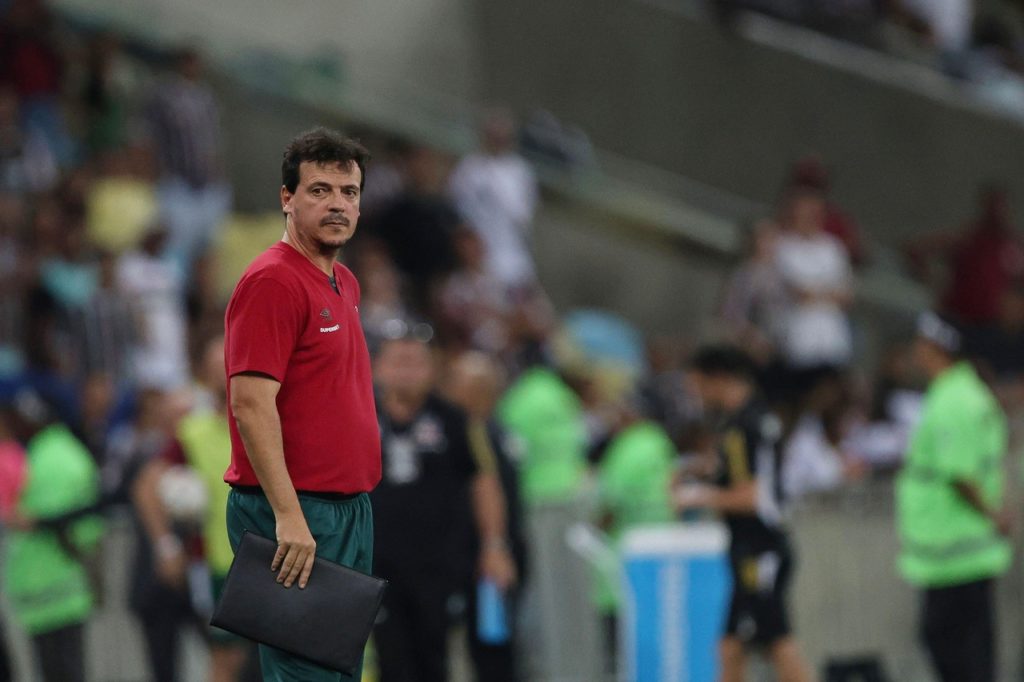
[480,544,517,591]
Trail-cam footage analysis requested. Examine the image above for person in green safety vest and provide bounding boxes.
[897,311,1012,682]
[593,409,676,672]
[497,366,587,505]
[132,334,251,682]
[1,389,104,682]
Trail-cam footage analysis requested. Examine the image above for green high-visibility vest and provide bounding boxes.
[896,362,1011,587]
[4,425,103,634]
[498,368,587,505]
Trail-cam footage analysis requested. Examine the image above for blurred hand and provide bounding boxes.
[154,534,187,588]
[480,544,517,591]
[673,483,715,511]
[4,510,35,532]
[156,552,188,589]
[842,457,870,482]
[994,506,1014,538]
[273,511,316,589]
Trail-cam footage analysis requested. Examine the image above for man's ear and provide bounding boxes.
[280,185,293,216]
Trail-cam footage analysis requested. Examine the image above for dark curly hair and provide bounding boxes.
[281,127,370,193]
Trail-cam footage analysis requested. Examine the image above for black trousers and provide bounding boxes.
[32,622,85,682]
[921,578,995,682]
[0,618,12,682]
[374,575,450,682]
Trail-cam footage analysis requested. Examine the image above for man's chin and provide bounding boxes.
[316,236,349,255]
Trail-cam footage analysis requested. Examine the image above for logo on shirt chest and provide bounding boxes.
[413,416,446,451]
[318,306,340,333]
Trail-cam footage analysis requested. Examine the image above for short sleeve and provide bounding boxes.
[225,277,303,382]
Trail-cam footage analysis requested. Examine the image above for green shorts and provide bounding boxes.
[226,488,375,682]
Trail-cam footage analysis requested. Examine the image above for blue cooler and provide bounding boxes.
[620,523,731,682]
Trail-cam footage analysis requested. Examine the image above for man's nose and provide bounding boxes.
[327,190,346,212]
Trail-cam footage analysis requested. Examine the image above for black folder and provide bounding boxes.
[211,530,387,675]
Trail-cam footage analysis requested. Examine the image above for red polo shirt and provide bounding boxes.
[224,242,381,493]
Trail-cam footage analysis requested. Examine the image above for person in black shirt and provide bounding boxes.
[674,345,812,682]
[444,351,528,682]
[371,329,516,682]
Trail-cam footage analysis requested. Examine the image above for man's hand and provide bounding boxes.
[154,534,187,589]
[994,506,1014,538]
[673,483,715,512]
[4,510,35,532]
[480,543,517,591]
[273,510,316,588]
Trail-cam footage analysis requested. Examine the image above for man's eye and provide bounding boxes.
[312,188,325,196]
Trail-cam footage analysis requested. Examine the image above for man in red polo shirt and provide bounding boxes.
[223,127,381,681]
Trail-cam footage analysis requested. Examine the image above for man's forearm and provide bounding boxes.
[709,481,758,514]
[953,480,996,521]
[471,473,508,547]
[233,402,302,519]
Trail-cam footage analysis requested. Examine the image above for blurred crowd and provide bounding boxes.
[2,1,1024,681]
[712,0,1024,96]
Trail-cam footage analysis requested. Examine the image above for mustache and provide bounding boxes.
[320,213,350,227]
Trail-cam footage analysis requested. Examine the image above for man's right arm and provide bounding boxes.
[230,373,316,589]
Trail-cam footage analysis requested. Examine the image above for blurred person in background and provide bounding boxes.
[965,281,1024,408]
[354,240,411,355]
[719,219,788,366]
[0,0,72,166]
[637,335,701,442]
[356,136,408,218]
[905,184,1024,330]
[65,249,139,389]
[5,284,80,426]
[674,345,813,682]
[72,370,128,461]
[841,343,923,471]
[117,223,190,390]
[778,368,866,500]
[146,47,230,278]
[774,186,854,371]
[497,354,588,507]
[369,144,461,313]
[785,155,865,266]
[896,311,1011,682]
[371,330,516,682]
[436,227,513,357]
[0,191,30,374]
[444,350,529,682]
[894,0,974,74]
[0,389,104,682]
[81,32,138,156]
[104,385,195,682]
[592,397,677,672]
[132,334,252,682]
[36,203,98,312]
[449,108,539,294]
[0,86,58,193]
